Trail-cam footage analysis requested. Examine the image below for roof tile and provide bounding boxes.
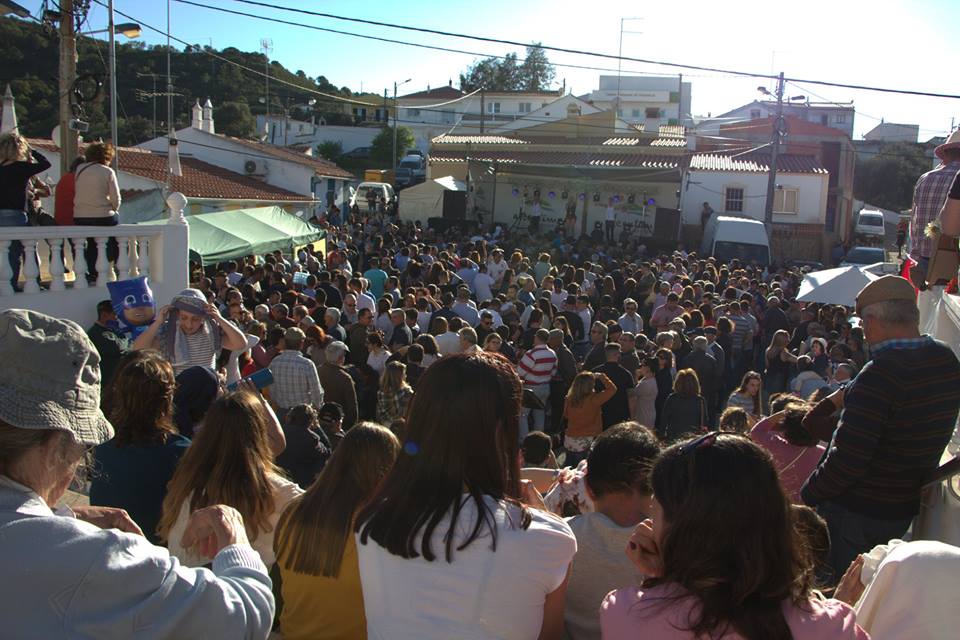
[690,152,828,174]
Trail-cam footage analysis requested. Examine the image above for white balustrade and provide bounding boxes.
[48,238,65,291]
[116,237,132,280]
[22,239,40,294]
[72,238,88,289]
[0,193,190,328]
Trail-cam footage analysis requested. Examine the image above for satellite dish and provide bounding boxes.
[50,125,82,150]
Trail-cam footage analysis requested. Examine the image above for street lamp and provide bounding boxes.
[393,79,411,175]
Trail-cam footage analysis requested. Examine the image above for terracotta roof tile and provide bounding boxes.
[430,149,682,170]
[432,134,528,145]
[690,153,828,174]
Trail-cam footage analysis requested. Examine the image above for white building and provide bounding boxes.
[138,100,355,208]
[862,122,919,143]
[682,153,829,226]
[253,115,381,155]
[583,75,692,127]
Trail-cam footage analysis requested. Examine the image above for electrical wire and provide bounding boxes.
[218,0,960,100]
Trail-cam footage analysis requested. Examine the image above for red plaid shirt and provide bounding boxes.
[911,161,960,258]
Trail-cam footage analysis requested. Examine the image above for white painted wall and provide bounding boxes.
[681,171,828,226]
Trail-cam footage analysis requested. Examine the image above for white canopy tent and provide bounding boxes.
[398,176,465,226]
[797,265,880,307]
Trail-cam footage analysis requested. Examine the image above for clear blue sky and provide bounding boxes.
[18,0,960,139]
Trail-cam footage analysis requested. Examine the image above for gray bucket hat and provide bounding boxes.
[0,310,114,446]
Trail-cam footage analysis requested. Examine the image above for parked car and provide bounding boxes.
[343,146,372,159]
[854,209,886,242]
[349,182,396,210]
[700,215,771,265]
[840,246,886,267]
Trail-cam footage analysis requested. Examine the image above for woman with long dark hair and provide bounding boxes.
[601,433,868,639]
[275,423,400,640]
[727,371,763,422]
[90,351,190,543]
[356,353,576,639]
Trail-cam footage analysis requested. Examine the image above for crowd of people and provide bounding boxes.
[3,128,960,638]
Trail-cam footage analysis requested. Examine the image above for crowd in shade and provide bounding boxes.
[3,188,960,639]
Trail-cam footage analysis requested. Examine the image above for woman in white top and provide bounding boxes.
[355,352,577,640]
[159,387,301,567]
[73,142,121,281]
[366,332,390,375]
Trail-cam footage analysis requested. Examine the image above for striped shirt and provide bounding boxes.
[910,161,960,258]
[518,344,558,387]
[802,336,960,519]
[177,328,216,376]
[269,351,325,410]
[726,314,751,353]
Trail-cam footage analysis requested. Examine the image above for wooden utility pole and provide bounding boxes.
[763,71,785,227]
[480,89,485,134]
[58,0,79,174]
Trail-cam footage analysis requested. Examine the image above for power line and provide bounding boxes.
[218,0,960,100]
[170,0,726,82]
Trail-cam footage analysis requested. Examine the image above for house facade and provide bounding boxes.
[683,152,830,260]
[704,99,855,139]
[138,100,356,210]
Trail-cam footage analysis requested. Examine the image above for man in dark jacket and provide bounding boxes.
[760,295,791,345]
[592,343,635,429]
[316,341,359,429]
[548,329,577,435]
[682,336,719,426]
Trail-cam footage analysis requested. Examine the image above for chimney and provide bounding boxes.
[1,84,18,134]
[202,98,215,134]
[448,79,452,87]
[190,99,202,129]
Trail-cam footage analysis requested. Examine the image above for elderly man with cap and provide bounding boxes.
[132,288,247,376]
[801,275,960,582]
[316,341,359,430]
[0,309,274,638]
[268,327,324,416]
[617,298,643,335]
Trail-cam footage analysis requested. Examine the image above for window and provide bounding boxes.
[724,187,744,213]
[406,108,421,118]
[835,114,847,124]
[773,188,799,214]
[750,109,762,119]
[487,102,501,114]
[440,110,455,124]
[645,107,661,118]
[631,109,641,118]
[518,102,532,113]
[820,114,829,125]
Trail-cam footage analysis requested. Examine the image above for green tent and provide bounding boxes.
[136,206,326,265]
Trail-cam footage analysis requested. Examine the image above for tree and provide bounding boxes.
[317,140,343,161]
[370,126,415,164]
[459,46,555,92]
[518,44,555,92]
[215,102,257,138]
[854,143,930,212]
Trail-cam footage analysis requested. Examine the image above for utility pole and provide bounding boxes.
[392,81,399,174]
[480,89,485,134]
[261,38,272,143]
[58,0,79,175]
[108,0,118,171]
[763,71,785,227]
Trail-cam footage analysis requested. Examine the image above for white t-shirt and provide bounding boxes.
[564,512,645,640]
[357,496,576,640]
[166,474,302,568]
[474,272,495,304]
[605,206,616,222]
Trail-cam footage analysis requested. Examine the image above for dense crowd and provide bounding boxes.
[4,129,960,638]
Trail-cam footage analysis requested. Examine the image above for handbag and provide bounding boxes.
[925,231,959,286]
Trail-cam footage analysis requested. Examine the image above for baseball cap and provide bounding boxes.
[325,340,350,360]
[0,310,113,446]
[855,275,916,315]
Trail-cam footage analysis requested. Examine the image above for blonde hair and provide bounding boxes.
[275,423,399,576]
[158,390,280,543]
[566,371,598,408]
[0,132,29,162]
[380,360,411,396]
[84,142,115,165]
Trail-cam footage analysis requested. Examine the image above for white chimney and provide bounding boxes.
[1,84,18,134]
[202,98,215,134]
[190,99,202,129]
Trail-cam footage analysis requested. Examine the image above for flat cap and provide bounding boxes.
[855,275,916,315]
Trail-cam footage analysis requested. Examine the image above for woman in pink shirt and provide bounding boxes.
[601,433,869,640]
[750,406,826,503]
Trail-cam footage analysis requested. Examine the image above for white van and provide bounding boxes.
[854,209,886,240]
[700,215,771,265]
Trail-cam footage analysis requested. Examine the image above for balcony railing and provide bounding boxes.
[0,193,190,327]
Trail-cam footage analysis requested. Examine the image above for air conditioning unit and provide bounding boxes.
[244,159,268,175]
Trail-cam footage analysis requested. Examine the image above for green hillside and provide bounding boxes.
[0,16,356,146]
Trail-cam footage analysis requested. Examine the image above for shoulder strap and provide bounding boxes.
[74,163,93,180]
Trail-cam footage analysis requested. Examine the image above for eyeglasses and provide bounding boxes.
[678,431,719,456]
